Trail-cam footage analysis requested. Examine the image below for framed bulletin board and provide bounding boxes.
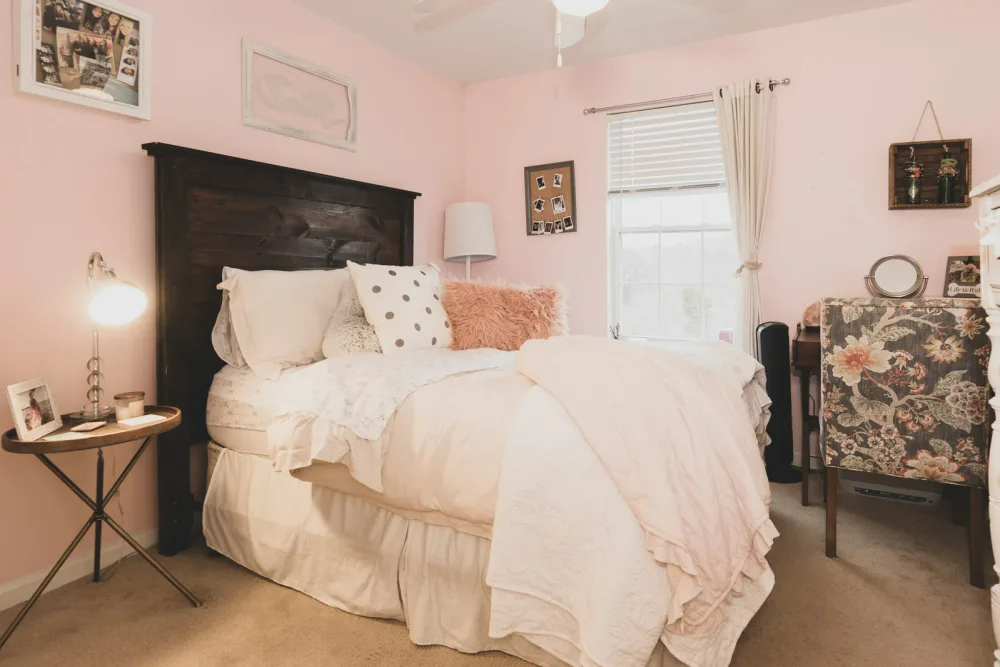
[524,161,577,236]
[17,0,152,119]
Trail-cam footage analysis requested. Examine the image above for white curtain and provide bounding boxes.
[713,79,776,359]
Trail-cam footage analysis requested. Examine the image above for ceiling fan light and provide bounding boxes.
[552,0,609,17]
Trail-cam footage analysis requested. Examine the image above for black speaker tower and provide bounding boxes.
[756,322,802,483]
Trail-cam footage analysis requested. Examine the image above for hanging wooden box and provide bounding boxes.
[889,139,972,210]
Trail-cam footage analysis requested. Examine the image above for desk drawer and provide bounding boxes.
[793,339,821,368]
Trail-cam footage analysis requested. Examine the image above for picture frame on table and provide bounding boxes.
[525,161,577,236]
[15,0,153,120]
[943,256,981,297]
[243,40,358,152]
[6,377,62,442]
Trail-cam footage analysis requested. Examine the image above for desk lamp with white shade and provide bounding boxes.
[444,202,497,280]
[83,252,147,420]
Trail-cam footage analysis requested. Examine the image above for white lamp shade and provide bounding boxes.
[444,202,497,264]
[88,279,147,325]
[552,0,609,17]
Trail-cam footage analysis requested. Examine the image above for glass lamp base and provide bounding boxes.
[81,403,114,421]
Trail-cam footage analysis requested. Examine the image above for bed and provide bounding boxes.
[145,143,777,667]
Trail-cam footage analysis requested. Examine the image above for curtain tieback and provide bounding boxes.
[734,261,763,277]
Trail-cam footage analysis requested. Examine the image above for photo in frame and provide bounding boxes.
[243,40,358,151]
[525,161,577,236]
[6,377,62,441]
[943,256,981,297]
[16,0,152,119]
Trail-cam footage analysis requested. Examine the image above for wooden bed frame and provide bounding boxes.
[142,143,420,555]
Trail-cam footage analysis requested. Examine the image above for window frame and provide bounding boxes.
[607,100,734,342]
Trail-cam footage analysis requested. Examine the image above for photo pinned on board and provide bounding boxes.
[543,221,554,235]
[551,195,566,215]
[553,173,563,188]
[562,216,575,232]
[78,55,111,90]
[533,198,546,214]
[535,175,546,191]
[42,0,84,32]
[530,221,544,235]
[554,219,565,234]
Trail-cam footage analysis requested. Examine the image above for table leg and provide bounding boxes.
[0,517,95,651]
[93,449,104,583]
[801,367,811,506]
[101,513,201,607]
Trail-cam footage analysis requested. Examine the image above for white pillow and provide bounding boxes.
[347,261,452,354]
[218,267,351,379]
[322,283,382,358]
[211,283,247,368]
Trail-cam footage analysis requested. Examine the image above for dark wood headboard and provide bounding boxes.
[143,143,420,555]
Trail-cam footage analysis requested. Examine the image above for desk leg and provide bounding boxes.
[0,517,95,651]
[826,467,838,557]
[800,367,811,506]
[93,449,104,583]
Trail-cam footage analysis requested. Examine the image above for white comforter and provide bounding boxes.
[489,337,777,667]
[267,348,512,491]
[264,338,775,667]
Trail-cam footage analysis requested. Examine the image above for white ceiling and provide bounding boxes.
[297,0,913,83]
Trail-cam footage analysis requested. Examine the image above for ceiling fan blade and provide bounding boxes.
[414,0,501,32]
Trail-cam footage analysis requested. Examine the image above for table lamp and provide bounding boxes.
[84,252,147,420]
[444,202,497,280]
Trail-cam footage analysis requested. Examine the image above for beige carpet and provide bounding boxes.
[0,480,994,666]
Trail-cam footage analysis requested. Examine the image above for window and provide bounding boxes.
[608,101,738,342]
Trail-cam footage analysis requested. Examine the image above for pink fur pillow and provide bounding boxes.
[442,281,568,351]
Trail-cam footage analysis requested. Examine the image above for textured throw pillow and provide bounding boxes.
[442,281,568,351]
[347,261,452,354]
[321,282,383,358]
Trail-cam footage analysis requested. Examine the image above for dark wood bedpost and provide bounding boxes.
[142,143,419,555]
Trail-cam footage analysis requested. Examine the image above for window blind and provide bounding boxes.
[608,101,725,195]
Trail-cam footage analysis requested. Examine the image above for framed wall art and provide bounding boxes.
[243,40,358,152]
[525,161,577,236]
[16,0,152,120]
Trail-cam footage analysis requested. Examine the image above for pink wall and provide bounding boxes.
[0,0,464,587]
[462,0,1000,463]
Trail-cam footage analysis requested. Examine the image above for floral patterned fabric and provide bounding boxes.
[820,297,989,487]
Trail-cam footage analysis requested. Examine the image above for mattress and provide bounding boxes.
[207,345,772,542]
[203,442,692,667]
[206,365,276,456]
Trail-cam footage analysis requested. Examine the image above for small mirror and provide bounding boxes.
[865,255,928,298]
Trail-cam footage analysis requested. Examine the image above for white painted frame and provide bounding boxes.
[6,376,62,442]
[15,0,153,120]
[971,173,1000,667]
[242,40,358,152]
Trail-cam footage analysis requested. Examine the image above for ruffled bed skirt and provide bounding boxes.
[203,443,691,667]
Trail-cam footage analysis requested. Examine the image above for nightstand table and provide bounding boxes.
[0,406,201,652]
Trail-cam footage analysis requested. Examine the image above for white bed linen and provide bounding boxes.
[203,443,689,667]
[207,346,771,543]
[267,348,513,490]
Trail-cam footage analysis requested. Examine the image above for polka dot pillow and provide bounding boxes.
[347,261,452,354]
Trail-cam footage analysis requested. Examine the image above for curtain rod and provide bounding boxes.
[583,78,791,116]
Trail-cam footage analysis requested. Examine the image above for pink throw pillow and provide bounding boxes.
[442,281,568,351]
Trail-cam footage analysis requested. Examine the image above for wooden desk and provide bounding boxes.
[792,327,822,506]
